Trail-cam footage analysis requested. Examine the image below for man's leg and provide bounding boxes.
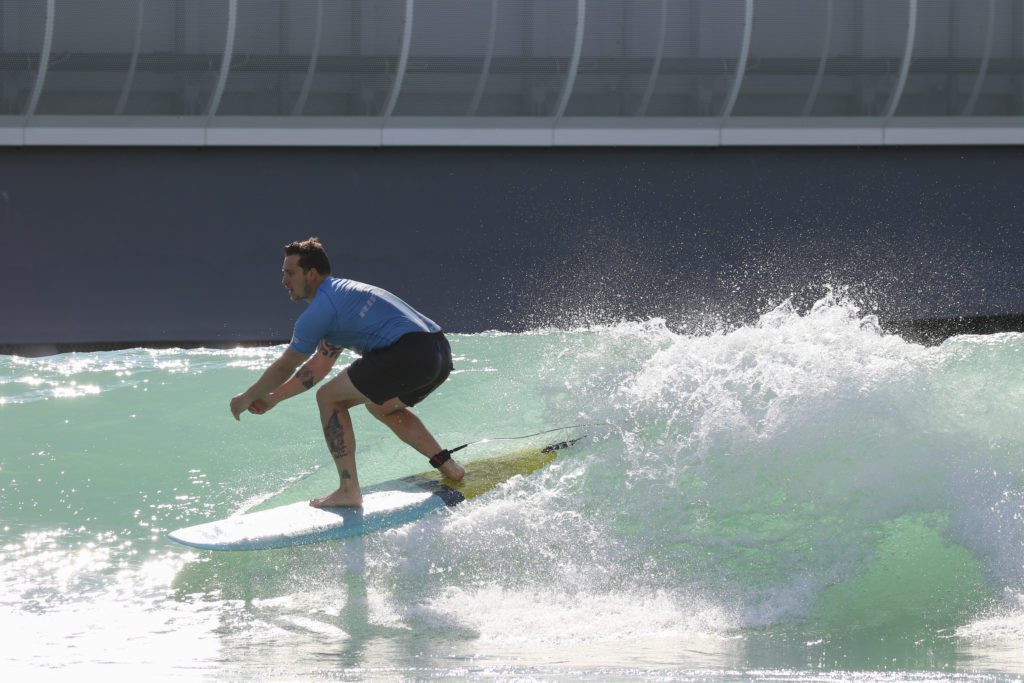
[366,399,465,481]
[310,369,370,508]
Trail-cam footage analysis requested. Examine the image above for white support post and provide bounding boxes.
[467,0,498,116]
[637,0,668,116]
[722,0,753,117]
[554,0,586,118]
[207,0,237,118]
[116,0,146,115]
[26,0,55,117]
[293,0,324,115]
[384,0,414,117]
[963,0,996,115]
[884,0,918,118]
[802,0,833,117]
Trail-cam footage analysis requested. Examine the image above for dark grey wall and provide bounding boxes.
[2,146,1023,353]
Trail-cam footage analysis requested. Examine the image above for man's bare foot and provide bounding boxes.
[310,487,363,508]
[439,459,465,482]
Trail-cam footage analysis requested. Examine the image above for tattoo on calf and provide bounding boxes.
[324,409,348,461]
[340,469,352,480]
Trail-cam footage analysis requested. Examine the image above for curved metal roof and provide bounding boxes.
[1,0,1022,145]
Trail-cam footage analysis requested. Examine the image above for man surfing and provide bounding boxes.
[229,237,464,508]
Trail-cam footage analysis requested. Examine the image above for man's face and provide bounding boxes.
[281,255,311,301]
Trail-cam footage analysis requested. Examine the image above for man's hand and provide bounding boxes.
[229,348,309,422]
[248,395,277,415]
[229,393,252,421]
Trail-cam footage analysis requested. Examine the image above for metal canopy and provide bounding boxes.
[0,0,1022,146]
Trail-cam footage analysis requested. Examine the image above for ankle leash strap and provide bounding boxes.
[428,449,452,469]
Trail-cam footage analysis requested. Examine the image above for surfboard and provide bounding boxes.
[168,438,579,551]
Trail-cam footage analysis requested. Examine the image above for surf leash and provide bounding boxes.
[445,422,615,456]
[284,422,614,488]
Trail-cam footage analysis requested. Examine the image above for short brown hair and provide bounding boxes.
[284,236,331,275]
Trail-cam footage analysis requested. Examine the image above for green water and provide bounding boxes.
[2,296,1023,680]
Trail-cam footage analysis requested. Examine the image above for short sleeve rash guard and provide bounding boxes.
[289,277,441,356]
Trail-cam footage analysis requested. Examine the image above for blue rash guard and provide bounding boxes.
[289,277,441,356]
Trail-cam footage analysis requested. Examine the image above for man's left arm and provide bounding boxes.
[229,347,309,420]
[248,340,343,413]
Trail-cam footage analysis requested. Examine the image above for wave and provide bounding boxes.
[363,293,1024,643]
[3,292,1023,672]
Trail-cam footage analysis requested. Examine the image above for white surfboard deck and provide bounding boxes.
[168,439,577,551]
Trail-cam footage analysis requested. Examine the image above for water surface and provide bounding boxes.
[3,296,1023,679]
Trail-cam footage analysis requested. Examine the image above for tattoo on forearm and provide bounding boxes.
[324,409,348,461]
[296,367,317,389]
[318,340,344,359]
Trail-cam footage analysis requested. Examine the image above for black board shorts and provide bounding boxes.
[347,331,453,407]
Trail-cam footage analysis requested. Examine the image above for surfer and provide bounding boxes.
[229,236,464,508]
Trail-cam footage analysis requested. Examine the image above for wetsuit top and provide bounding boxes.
[289,277,441,356]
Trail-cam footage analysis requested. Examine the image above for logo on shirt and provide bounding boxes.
[359,293,378,319]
